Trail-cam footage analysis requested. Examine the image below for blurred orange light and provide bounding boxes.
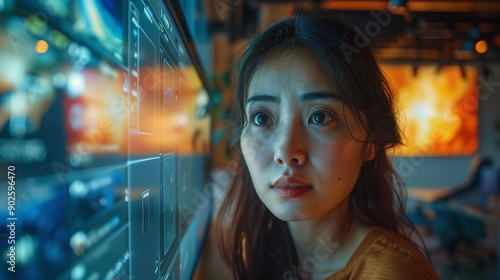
[475,40,488,54]
[382,65,478,157]
[36,40,49,53]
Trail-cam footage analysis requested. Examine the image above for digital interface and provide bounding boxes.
[0,0,212,279]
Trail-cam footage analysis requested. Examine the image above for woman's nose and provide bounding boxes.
[273,120,307,166]
[274,146,307,166]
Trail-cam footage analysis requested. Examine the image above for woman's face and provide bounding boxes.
[240,52,374,221]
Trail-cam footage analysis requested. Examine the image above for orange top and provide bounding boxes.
[326,226,439,280]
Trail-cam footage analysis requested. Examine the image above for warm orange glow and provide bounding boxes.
[175,65,211,155]
[475,40,488,54]
[383,65,478,157]
[36,40,49,53]
[65,69,128,156]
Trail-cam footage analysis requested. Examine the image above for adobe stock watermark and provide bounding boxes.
[477,72,500,101]
[340,10,392,63]
[282,235,341,280]
[178,159,238,222]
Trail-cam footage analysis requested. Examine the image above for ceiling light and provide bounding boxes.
[475,40,488,54]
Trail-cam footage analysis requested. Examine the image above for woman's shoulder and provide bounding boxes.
[328,226,439,280]
[361,226,425,255]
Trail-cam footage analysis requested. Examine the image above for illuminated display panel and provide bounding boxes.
[383,64,478,157]
[64,67,128,168]
[0,0,212,279]
[74,0,125,63]
[0,18,68,179]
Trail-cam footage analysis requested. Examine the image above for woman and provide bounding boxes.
[196,9,438,280]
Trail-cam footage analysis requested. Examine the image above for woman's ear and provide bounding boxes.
[363,143,376,161]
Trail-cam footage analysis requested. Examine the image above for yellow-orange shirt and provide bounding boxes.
[326,226,439,280]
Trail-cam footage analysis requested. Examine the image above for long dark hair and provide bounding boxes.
[216,9,418,279]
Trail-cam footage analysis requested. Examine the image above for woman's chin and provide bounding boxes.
[269,209,315,222]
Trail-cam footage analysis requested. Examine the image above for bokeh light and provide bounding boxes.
[36,40,49,53]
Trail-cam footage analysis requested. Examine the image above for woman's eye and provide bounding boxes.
[310,111,334,125]
[251,112,273,126]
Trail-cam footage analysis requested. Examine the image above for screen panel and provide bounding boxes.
[0,0,212,279]
[383,64,478,157]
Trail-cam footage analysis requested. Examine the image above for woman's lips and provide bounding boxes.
[272,176,312,198]
[272,186,312,198]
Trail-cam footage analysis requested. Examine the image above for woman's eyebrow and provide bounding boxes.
[245,92,337,104]
[246,94,279,104]
[300,92,339,102]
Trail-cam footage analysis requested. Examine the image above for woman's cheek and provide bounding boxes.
[241,128,272,164]
[241,132,260,165]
